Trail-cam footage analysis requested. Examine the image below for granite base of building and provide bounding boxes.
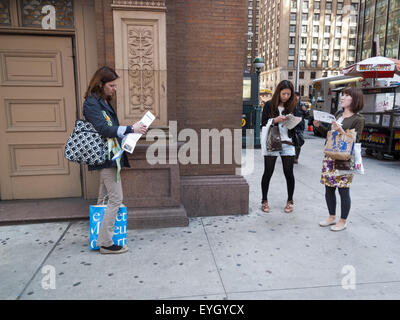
[181,175,249,217]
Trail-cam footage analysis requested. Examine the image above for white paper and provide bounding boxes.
[281,114,302,130]
[313,110,336,123]
[122,111,155,153]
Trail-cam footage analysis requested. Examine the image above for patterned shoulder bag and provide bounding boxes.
[64,120,108,166]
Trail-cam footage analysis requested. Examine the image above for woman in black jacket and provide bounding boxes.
[261,80,303,214]
[83,66,147,254]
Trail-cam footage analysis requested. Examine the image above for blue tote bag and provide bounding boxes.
[89,205,127,250]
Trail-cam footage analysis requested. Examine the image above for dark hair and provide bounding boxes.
[342,87,364,113]
[269,80,296,117]
[84,66,119,100]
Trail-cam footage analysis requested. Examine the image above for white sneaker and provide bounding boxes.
[330,222,348,231]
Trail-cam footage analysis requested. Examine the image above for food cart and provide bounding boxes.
[359,85,400,160]
[341,56,400,160]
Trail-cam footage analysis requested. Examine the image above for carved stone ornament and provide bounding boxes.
[128,25,155,113]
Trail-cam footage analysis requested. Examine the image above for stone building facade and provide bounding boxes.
[0,0,249,226]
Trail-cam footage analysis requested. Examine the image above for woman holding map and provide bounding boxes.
[260,80,304,214]
[313,87,365,231]
[83,66,147,254]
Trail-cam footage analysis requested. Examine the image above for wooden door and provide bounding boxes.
[0,35,81,199]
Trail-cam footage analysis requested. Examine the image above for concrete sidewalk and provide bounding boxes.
[1,131,400,300]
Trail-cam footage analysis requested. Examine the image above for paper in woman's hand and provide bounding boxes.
[313,110,336,123]
[122,111,155,153]
[281,114,302,129]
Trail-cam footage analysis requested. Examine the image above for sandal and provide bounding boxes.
[261,200,270,213]
[284,200,294,213]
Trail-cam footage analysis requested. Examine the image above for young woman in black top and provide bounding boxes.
[260,80,303,214]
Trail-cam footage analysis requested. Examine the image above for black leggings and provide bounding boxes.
[261,156,295,202]
[325,186,351,220]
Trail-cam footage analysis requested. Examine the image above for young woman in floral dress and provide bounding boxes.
[313,87,365,231]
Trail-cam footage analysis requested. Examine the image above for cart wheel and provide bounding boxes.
[365,149,373,156]
[376,152,384,160]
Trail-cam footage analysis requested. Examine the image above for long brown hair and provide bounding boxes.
[84,66,119,101]
[269,80,296,117]
[341,87,364,113]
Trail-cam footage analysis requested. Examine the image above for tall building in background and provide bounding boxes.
[245,0,260,72]
[258,0,360,100]
[356,0,400,61]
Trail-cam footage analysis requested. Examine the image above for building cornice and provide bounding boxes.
[111,0,166,11]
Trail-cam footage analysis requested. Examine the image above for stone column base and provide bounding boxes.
[181,175,249,217]
[122,143,188,229]
[127,205,188,229]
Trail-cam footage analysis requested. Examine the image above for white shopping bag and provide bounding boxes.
[354,143,364,174]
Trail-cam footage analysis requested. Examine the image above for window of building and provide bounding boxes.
[311,61,317,68]
[324,25,330,33]
[299,71,305,79]
[301,37,307,44]
[290,13,296,21]
[288,60,294,68]
[290,25,296,33]
[324,38,330,46]
[334,50,340,58]
[311,71,316,79]
[302,25,308,33]
[325,14,331,22]
[335,38,341,46]
[290,37,296,44]
[314,1,320,10]
[0,0,74,29]
[313,26,319,33]
[333,61,339,68]
[300,60,306,67]
[312,49,318,56]
[302,13,308,21]
[336,26,341,34]
[337,3,343,11]
[326,2,332,10]
[314,13,320,21]
[288,71,293,79]
[289,48,295,56]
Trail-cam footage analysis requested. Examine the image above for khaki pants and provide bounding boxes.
[96,168,123,247]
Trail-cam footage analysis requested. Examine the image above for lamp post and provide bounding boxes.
[295,0,303,93]
[253,57,264,147]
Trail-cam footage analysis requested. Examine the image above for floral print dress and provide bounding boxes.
[320,116,353,188]
[320,155,353,188]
